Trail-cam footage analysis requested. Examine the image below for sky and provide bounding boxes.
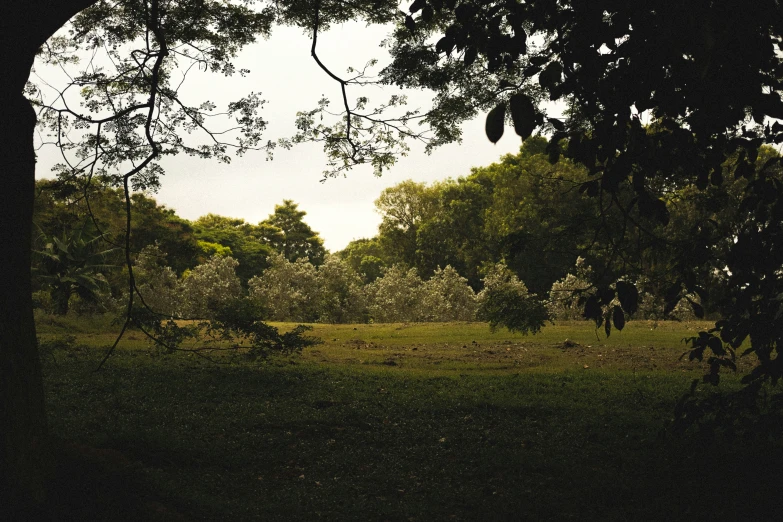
[34,21,526,252]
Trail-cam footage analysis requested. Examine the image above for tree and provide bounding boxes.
[3,0,376,503]
[374,180,438,267]
[34,179,201,276]
[261,200,326,266]
[314,254,367,324]
[134,244,180,317]
[337,238,386,283]
[547,257,594,322]
[387,0,783,428]
[193,214,277,284]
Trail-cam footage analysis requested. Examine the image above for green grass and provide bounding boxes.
[38,317,781,520]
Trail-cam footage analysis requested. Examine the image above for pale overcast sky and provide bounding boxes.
[34,22,525,252]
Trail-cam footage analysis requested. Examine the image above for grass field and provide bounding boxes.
[37,317,782,521]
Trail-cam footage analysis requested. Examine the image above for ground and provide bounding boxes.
[34,317,781,520]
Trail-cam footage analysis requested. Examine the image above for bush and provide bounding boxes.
[248,253,319,322]
[134,244,181,317]
[547,257,593,321]
[365,265,425,323]
[420,265,477,322]
[180,255,242,319]
[314,255,367,323]
[477,263,548,334]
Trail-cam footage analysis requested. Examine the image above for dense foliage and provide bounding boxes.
[386,0,783,423]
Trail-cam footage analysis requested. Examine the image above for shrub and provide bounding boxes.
[314,255,367,323]
[365,265,425,323]
[248,252,319,322]
[477,262,548,334]
[134,244,181,317]
[420,265,477,321]
[180,254,242,319]
[547,257,593,320]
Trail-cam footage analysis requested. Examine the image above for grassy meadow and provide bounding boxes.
[36,316,781,521]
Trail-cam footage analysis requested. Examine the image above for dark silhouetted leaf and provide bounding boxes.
[485,103,506,144]
[539,61,563,90]
[597,286,615,305]
[435,36,453,54]
[405,15,416,32]
[651,198,670,226]
[615,281,638,315]
[707,336,725,356]
[523,65,542,78]
[612,305,625,331]
[583,295,601,324]
[548,117,565,131]
[579,180,599,197]
[421,5,434,23]
[688,298,705,319]
[710,168,723,186]
[509,93,536,139]
[704,372,720,386]
[464,47,478,66]
[410,0,426,13]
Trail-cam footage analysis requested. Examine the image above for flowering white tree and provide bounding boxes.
[420,265,477,322]
[134,244,180,317]
[180,255,242,319]
[365,265,425,323]
[548,258,703,322]
[315,255,367,323]
[248,252,319,322]
[547,257,593,321]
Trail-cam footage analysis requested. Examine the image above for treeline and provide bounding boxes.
[33,137,778,326]
[32,181,325,316]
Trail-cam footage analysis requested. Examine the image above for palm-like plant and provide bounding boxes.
[33,223,118,315]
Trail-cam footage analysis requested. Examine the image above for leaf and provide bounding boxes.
[710,168,723,186]
[615,281,639,315]
[404,15,416,32]
[597,286,615,305]
[651,198,670,226]
[582,295,602,324]
[612,305,625,331]
[485,103,506,144]
[523,65,542,78]
[509,93,536,139]
[707,336,725,356]
[579,180,599,197]
[464,47,478,67]
[435,36,454,54]
[688,298,705,319]
[548,117,565,131]
[410,0,426,13]
[539,62,563,90]
[421,5,434,23]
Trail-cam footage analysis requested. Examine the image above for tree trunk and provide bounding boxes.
[0,0,99,511]
[0,59,49,511]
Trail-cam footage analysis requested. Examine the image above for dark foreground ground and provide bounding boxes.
[26,319,783,520]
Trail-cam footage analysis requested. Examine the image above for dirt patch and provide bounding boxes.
[557,339,583,350]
